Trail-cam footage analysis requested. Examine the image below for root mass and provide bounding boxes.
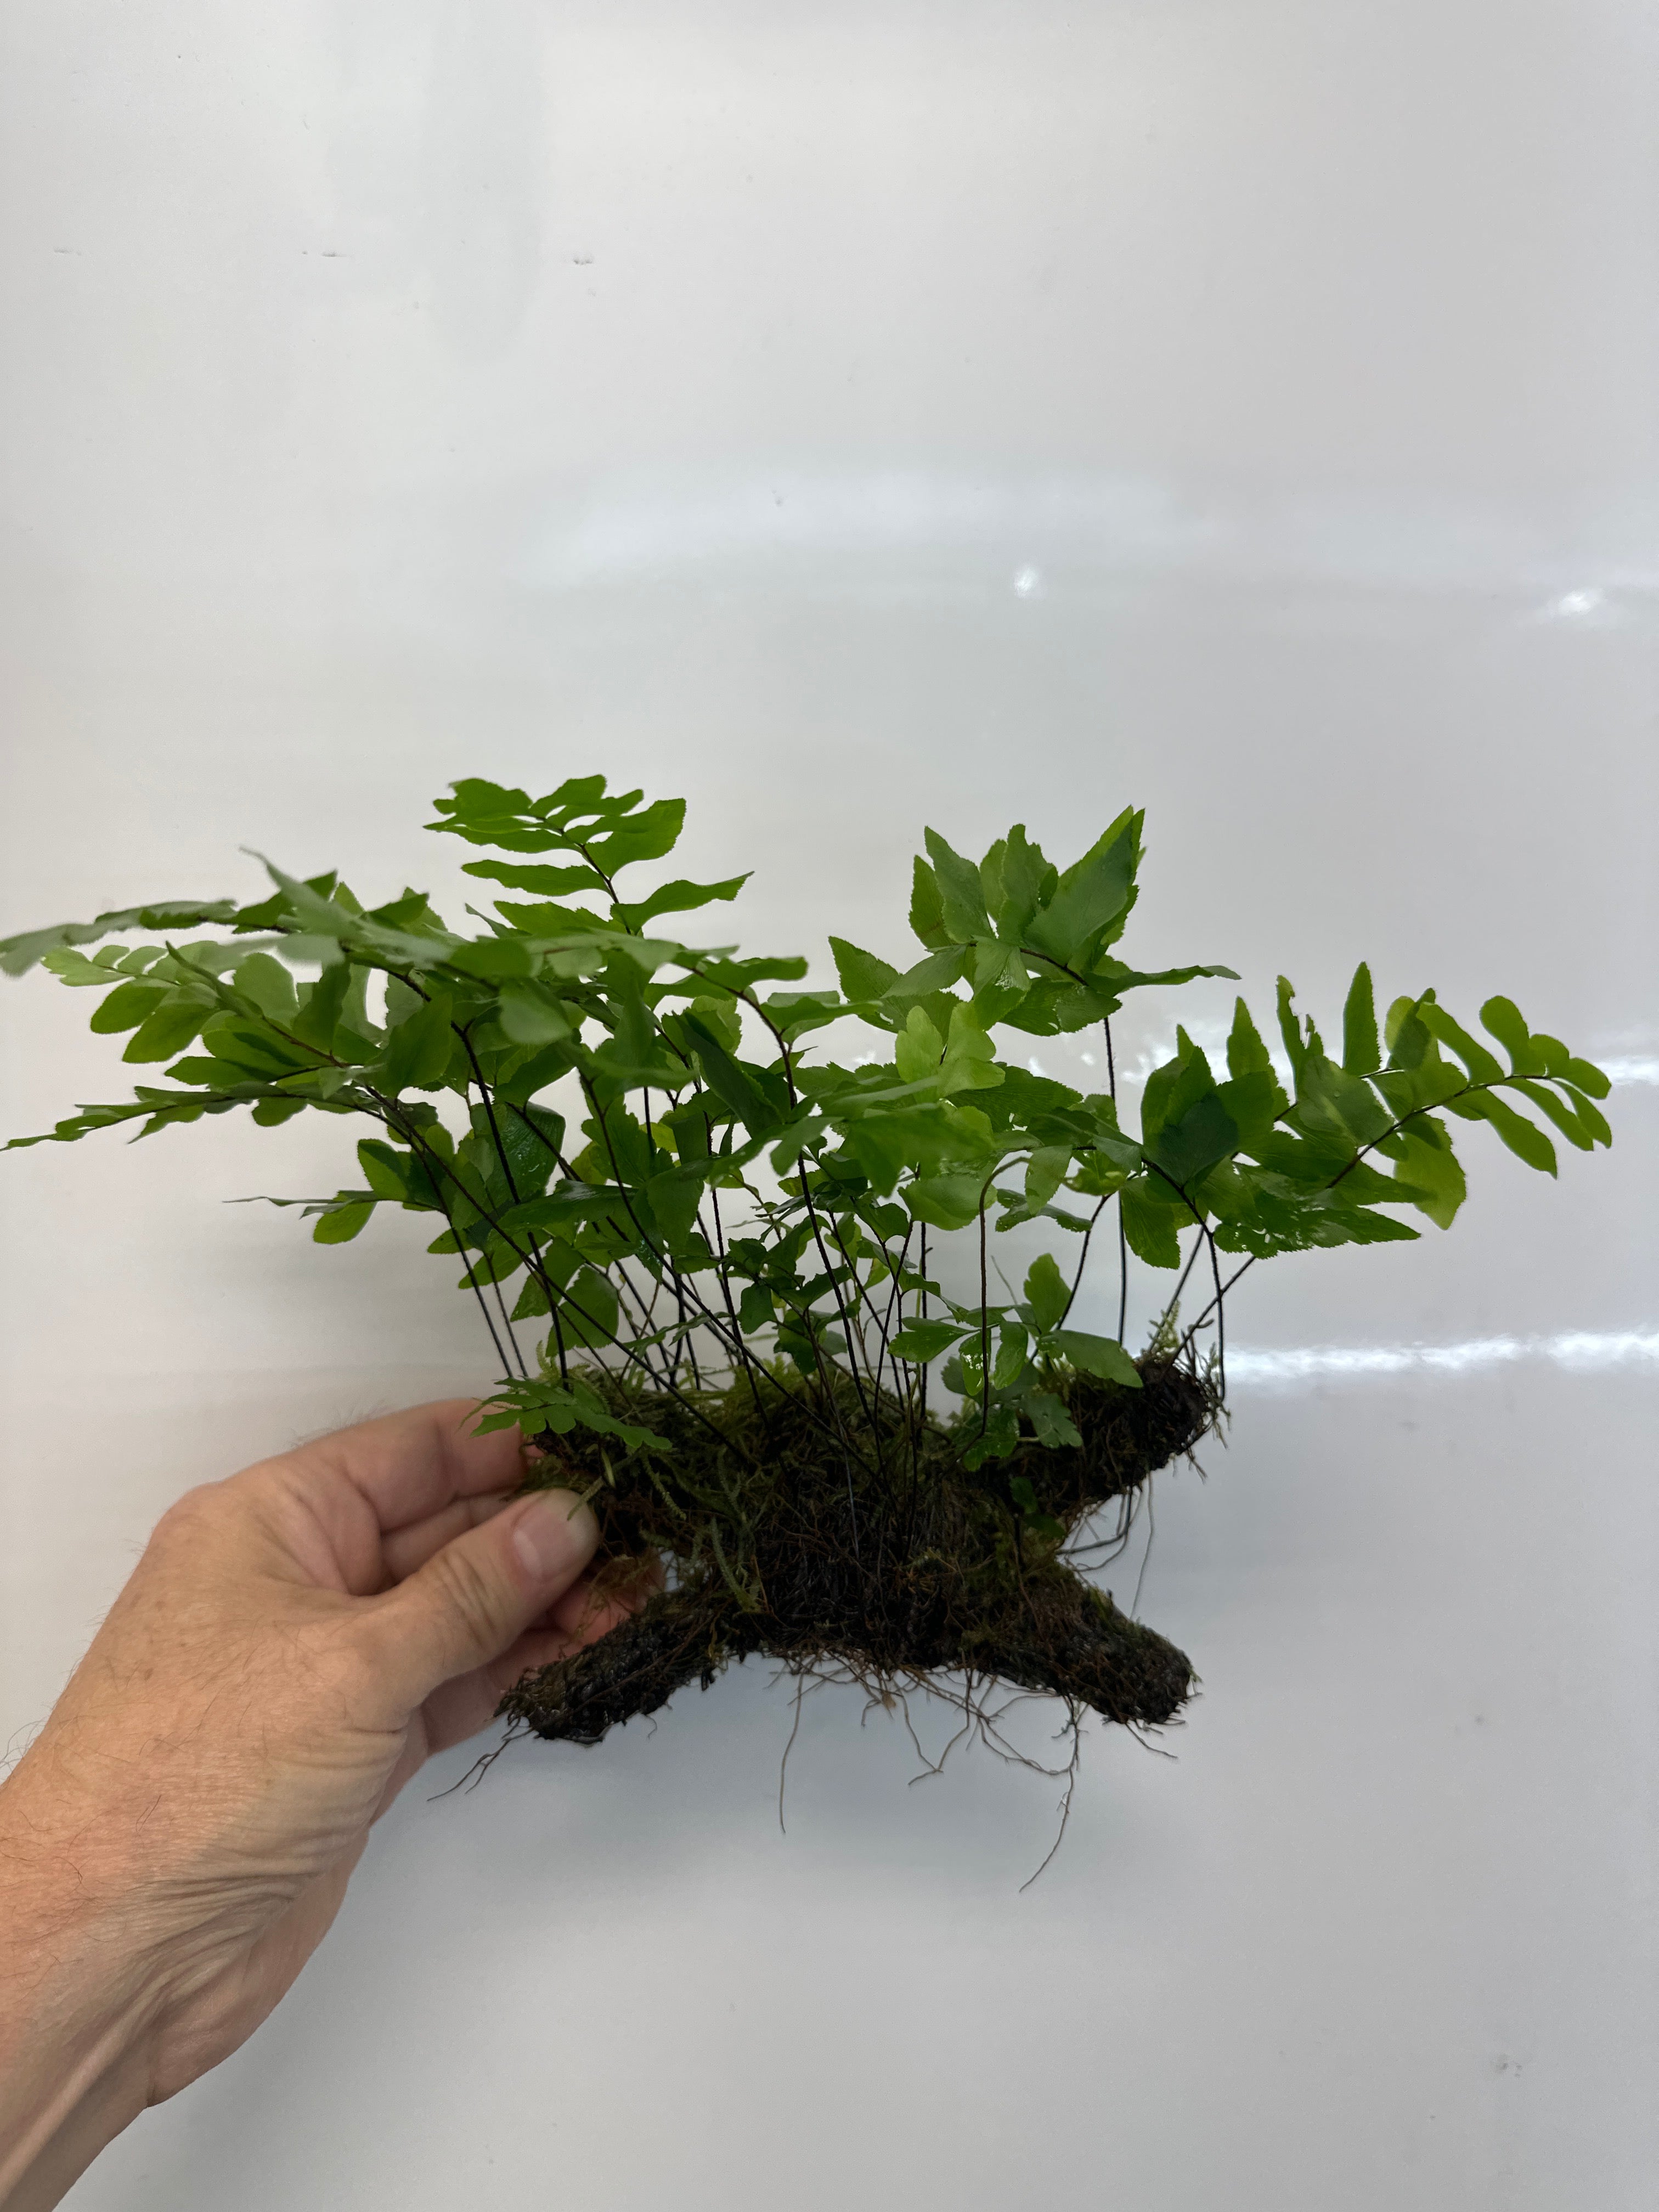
[502,1357,1220,1748]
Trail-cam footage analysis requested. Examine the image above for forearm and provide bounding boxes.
[0,1996,153,2212]
[0,1773,162,2212]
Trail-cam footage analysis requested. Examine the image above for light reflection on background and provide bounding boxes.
[1229,1325,1659,1390]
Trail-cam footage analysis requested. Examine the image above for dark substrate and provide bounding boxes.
[501,1356,1221,1748]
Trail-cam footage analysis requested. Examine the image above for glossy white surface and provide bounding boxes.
[2,5,1656,2205]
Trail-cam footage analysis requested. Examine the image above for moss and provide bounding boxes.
[501,1356,1220,1746]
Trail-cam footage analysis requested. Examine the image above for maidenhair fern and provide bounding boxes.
[2,776,1611,1776]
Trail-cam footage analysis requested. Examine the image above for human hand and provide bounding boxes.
[0,1400,643,2210]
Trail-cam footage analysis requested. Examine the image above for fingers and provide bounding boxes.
[374,1446,598,1588]
[297,1399,529,1536]
[353,1488,599,1717]
[378,1490,514,1585]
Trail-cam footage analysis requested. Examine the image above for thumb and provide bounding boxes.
[362,1488,599,1713]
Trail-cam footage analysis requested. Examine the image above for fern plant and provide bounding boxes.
[1,777,1613,1769]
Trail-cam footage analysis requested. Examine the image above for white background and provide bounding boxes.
[2,5,1657,2205]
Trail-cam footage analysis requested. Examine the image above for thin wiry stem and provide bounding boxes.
[978,1194,992,1435]
[490,1269,531,1376]
[391,1108,747,1459]
[1106,1021,1129,1342]
[420,1166,515,1376]
[1058,1197,1111,1331]
[682,966,884,1437]
[596,1110,748,1370]
[574,1073,768,1388]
